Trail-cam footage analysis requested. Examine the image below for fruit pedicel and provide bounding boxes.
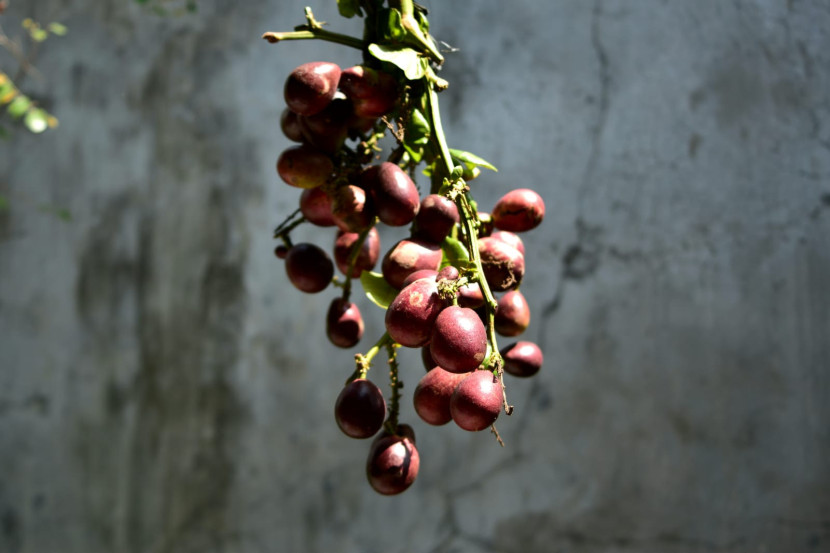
[266,1,546,495]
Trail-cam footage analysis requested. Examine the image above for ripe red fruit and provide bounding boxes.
[437,265,459,281]
[413,367,467,425]
[490,230,525,256]
[450,370,502,431]
[457,281,484,309]
[363,162,420,226]
[326,298,364,348]
[381,238,443,289]
[384,278,445,348]
[501,341,544,378]
[333,228,380,277]
[366,433,419,495]
[331,184,375,232]
[335,379,386,439]
[274,244,288,259]
[402,269,438,288]
[299,187,336,227]
[339,65,398,118]
[429,306,488,373]
[413,194,460,243]
[298,97,352,154]
[284,61,341,117]
[478,236,525,291]
[494,290,531,337]
[492,189,545,232]
[284,243,334,293]
[280,108,304,142]
[277,144,333,189]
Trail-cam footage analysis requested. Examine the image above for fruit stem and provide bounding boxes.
[262,7,366,52]
[273,208,306,246]
[349,332,391,383]
[383,341,402,434]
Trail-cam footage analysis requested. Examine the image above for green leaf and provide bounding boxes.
[440,236,470,269]
[7,96,31,118]
[24,108,48,133]
[386,8,405,40]
[402,107,430,163]
[360,271,399,309]
[449,148,498,172]
[337,0,362,18]
[48,22,68,36]
[367,44,425,80]
[30,28,49,42]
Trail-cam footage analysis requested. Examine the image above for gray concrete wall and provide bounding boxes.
[1,1,828,552]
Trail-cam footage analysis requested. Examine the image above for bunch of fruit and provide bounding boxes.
[267,1,545,495]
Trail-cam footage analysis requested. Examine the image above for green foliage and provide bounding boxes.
[360,271,398,309]
[449,148,498,172]
[440,236,471,269]
[337,0,362,18]
[22,18,67,42]
[0,72,59,135]
[367,43,427,80]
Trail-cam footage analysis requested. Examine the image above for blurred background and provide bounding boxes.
[1,0,828,552]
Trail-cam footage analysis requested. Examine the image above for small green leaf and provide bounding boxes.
[367,44,425,80]
[360,271,399,309]
[337,0,362,18]
[48,22,68,36]
[449,148,498,172]
[386,8,405,40]
[441,236,470,269]
[24,108,48,133]
[7,96,31,118]
[30,28,49,42]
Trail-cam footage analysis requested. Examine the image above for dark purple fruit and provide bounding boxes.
[277,145,333,189]
[331,184,375,232]
[284,243,334,293]
[450,370,502,431]
[363,162,420,226]
[429,306,488,373]
[494,290,530,337]
[478,236,525,291]
[501,341,544,378]
[280,108,304,142]
[333,227,380,277]
[299,97,352,154]
[335,379,386,439]
[274,244,288,259]
[413,194,460,244]
[492,189,545,232]
[366,433,419,495]
[299,187,336,227]
[385,278,445,347]
[339,65,398,118]
[381,238,443,289]
[413,367,468,426]
[326,298,364,348]
[421,346,438,371]
[490,230,525,256]
[402,269,438,288]
[457,281,484,309]
[284,61,341,117]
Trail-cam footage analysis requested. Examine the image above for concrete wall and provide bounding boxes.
[1,1,828,552]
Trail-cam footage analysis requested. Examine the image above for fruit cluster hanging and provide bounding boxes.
[266,0,545,495]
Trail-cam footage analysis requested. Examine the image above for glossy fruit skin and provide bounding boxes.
[381,238,443,289]
[299,97,352,154]
[284,243,334,293]
[280,108,304,142]
[335,379,386,439]
[299,187,336,227]
[457,281,484,309]
[366,434,419,495]
[478,236,525,291]
[501,341,544,377]
[364,162,420,226]
[339,65,398,118]
[413,367,468,425]
[385,278,445,348]
[331,184,375,232]
[450,370,502,431]
[371,423,416,448]
[492,188,545,232]
[326,298,364,348]
[333,228,380,277]
[284,61,341,117]
[437,265,459,281]
[494,290,531,337]
[490,230,525,256]
[413,194,460,244]
[429,306,488,373]
[277,145,333,189]
[402,269,438,288]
